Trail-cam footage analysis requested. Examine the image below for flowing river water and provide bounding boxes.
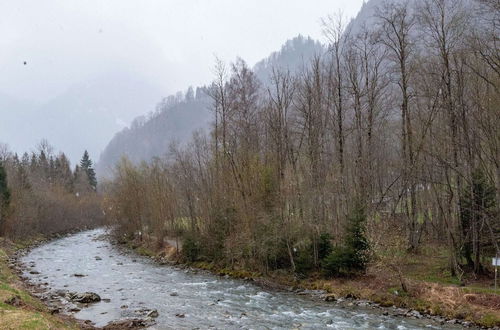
[20,229,463,329]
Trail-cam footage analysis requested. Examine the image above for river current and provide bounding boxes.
[20,229,461,329]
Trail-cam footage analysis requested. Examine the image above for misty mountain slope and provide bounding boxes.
[344,0,395,36]
[96,0,426,177]
[254,35,326,84]
[96,36,326,176]
[0,71,164,164]
[96,92,212,177]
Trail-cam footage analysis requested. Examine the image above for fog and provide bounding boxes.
[0,0,364,164]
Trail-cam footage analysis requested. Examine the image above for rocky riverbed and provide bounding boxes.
[12,228,473,329]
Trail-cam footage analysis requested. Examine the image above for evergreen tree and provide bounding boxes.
[54,153,73,189]
[322,201,370,277]
[0,161,11,228]
[80,150,97,190]
[460,168,497,272]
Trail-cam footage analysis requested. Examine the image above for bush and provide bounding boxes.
[183,235,200,262]
[322,201,369,277]
[323,246,356,277]
[294,246,314,277]
[318,233,333,261]
[293,233,333,276]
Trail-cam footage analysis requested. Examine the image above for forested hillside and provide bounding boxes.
[105,0,499,286]
[96,36,326,176]
[96,89,212,177]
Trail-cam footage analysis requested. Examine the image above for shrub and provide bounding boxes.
[322,246,355,276]
[183,235,200,262]
[318,233,333,261]
[322,201,369,277]
[294,246,314,277]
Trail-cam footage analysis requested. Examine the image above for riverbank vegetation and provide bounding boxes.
[0,238,80,329]
[0,142,102,328]
[0,141,102,239]
[104,0,499,326]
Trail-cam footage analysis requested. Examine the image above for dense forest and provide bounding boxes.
[105,0,499,281]
[0,142,102,238]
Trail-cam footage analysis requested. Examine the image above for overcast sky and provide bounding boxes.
[0,0,365,104]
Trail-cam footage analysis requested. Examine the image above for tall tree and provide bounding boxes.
[80,150,97,190]
[0,161,11,232]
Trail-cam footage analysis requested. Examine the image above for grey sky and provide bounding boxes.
[0,0,365,104]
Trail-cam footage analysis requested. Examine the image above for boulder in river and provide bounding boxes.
[324,294,336,302]
[67,292,101,303]
[146,309,159,318]
[406,310,422,319]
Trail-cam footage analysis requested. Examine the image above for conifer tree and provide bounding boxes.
[460,168,497,273]
[0,161,11,229]
[79,150,97,190]
[322,201,369,277]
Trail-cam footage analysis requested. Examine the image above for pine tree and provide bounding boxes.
[80,150,97,190]
[0,161,11,228]
[460,168,497,273]
[322,201,370,277]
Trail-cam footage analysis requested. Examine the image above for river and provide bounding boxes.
[20,229,462,329]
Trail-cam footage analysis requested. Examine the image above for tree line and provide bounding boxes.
[105,0,499,279]
[0,141,102,238]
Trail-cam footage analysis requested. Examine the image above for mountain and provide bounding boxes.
[0,71,165,165]
[96,0,416,177]
[96,35,327,177]
[254,35,325,85]
[96,89,212,177]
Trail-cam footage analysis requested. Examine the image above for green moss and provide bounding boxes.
[216,267,260,279]
[478,313,500,328]
[136,246,155,257]
[370,293,396,307]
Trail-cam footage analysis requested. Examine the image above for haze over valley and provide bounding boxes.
[0,1,498,329]
[0,0,364,166]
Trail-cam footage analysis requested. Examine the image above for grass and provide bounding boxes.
[479,313,500,328]
[371,243,500,327]
[463,286,500,295]
[0,240,79,330]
